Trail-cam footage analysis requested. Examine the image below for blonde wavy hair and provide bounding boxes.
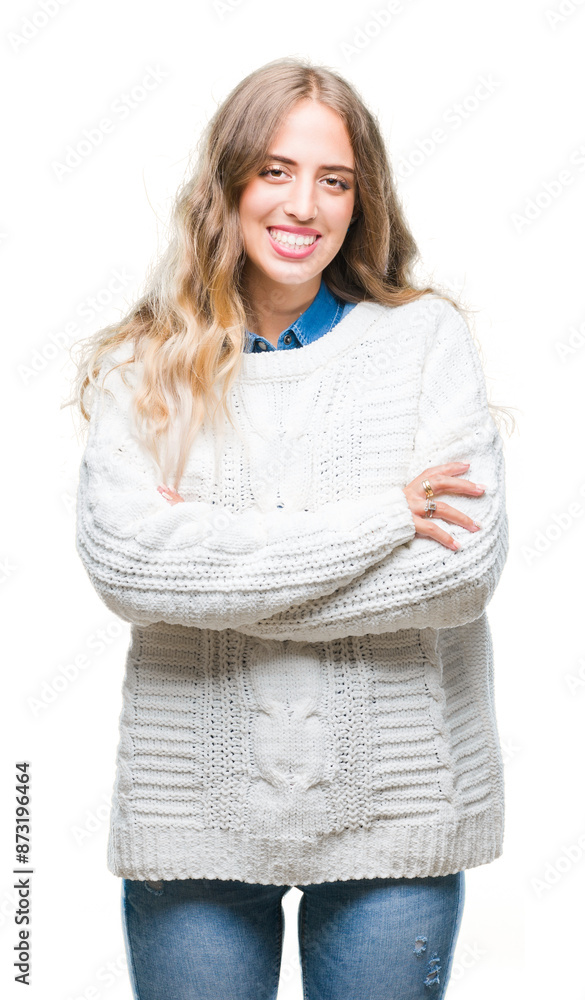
[64,55,516,491]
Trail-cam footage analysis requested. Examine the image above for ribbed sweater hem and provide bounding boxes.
[107,806,504,885]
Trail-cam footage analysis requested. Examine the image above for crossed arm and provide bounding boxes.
[76,303,508,636]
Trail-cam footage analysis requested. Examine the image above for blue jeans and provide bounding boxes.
[121,872,465,999]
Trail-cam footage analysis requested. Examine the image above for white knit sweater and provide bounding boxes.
[75,294,509,884]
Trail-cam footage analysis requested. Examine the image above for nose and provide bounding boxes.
[283,174,317,223]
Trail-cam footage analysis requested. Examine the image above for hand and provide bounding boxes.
[401,462,486,551]
[157,484,185,505]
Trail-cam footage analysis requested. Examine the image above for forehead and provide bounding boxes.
[268,102,354,164]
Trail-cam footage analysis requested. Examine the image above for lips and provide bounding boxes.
[267,224,322,236]
[266,227,321,259]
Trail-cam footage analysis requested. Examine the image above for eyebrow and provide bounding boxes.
[266,153,355,175]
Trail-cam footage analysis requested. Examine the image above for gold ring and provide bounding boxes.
[422,479,434,498]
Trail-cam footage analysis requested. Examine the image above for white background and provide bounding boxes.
[1,0,584,997]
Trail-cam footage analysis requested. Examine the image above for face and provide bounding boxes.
[238,100,357,295]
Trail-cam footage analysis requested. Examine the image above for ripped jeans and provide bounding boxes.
[121,871,465,1000]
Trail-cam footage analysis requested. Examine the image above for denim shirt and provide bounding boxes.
[244,279,357,353]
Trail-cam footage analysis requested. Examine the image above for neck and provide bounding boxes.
[242,266,322,342]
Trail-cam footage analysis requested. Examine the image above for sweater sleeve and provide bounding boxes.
[75,360,417,629]
[235,302,510,642]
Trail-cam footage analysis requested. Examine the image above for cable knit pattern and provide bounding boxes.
[75,294,509,884]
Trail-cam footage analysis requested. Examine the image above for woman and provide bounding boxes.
[70,57,510,1000]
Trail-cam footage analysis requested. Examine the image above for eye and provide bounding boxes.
[259,166,350,191]
[323,176,350,190]
[259,166,288,180]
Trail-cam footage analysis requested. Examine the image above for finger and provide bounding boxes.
[157,485,179,502]
[412,514,460,550]
[420,476,486,497]
[417,462,470,480]
[418,500,481,533]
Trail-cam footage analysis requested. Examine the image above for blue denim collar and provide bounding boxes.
[245,279,343,352]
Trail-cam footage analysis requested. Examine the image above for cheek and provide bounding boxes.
[239,182,274,224]
[328,216,351,242]
[326,199,354,233]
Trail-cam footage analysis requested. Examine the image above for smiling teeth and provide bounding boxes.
[269,228,318,246]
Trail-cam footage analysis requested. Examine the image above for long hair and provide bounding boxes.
[63,56,516,491]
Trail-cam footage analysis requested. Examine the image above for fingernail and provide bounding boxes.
[475,483,487,490]
[451,540,460,550]
[470,521,481,531]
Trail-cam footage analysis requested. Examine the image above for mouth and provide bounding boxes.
[266,226,322,259]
